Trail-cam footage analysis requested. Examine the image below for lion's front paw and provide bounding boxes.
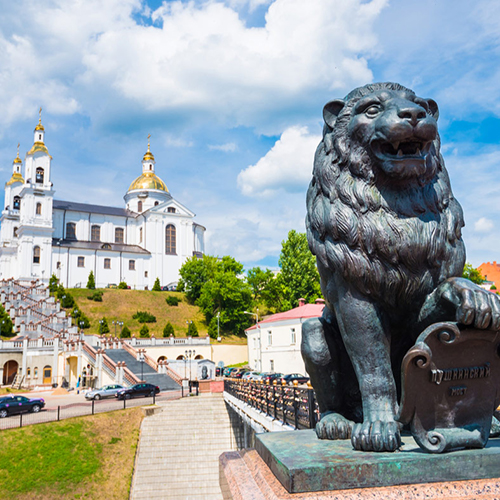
[316,412,354,440]
[351,420,401,452]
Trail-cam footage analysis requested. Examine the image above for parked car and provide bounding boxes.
[85,384,125,400]
[223,367,238,377]
[0,395,45,418]
[232,369,247,379]
[248,372,264,380]
[116,383,160,399]
[263,373,284,384]
[106,283,118,289]
[282,373,310,385]
[242,371,260,380]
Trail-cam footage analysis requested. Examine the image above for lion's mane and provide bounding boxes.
[306,83,466,308]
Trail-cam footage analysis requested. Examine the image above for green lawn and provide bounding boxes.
[0,408,143,499]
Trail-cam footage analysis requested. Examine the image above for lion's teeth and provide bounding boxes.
[392,142,399,151]
[417,148,421,156]
[397,149,403,157]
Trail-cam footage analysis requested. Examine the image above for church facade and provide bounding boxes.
[0,116,205,289]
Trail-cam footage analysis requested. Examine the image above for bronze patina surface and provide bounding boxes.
[255,430,500,494]
[398,322,500,453]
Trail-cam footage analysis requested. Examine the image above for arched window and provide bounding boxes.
[66,222,76,240]
[91,225,100,242]
[33,246,40,264]
[36,167,44,184]
[115,227,124,243]
[13,196,20,210]
[154,201,159,206]
[101,243,111,250]
[165,224,176,254]
[36,202,42,215]
[138,201,143,213]
[167,207,175,213]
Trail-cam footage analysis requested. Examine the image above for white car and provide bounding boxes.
[85,384,125,400]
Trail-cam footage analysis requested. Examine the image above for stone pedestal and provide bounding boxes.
[219,431,500,500]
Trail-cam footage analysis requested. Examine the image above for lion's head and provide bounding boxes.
[306,82,465,308]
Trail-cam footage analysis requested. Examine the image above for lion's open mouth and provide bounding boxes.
[371,139,432,160]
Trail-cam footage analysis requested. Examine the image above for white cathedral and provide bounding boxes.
[0,115,205,290]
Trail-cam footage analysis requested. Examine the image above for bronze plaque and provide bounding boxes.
[398,322,500,453]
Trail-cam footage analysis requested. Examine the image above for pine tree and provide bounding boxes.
[120,325,131,338]
[48,274,59,294]
[163,322,174,337]
[87,271,96,289]
[140,324,150,338]
[99,317,110,334]
[187,321,198,337]
[152,277,161,291]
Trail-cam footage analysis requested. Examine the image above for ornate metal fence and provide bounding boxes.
[224,379,319,429]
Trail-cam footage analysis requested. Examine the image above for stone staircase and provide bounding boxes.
[131,393,243,500]
[104,348,180,391]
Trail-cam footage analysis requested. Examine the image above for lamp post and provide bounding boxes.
[118,321,123,336]
[185,349,196,381]
[99,319,104,335]
[137,350,145,382]
[79,321,84,341]
[112,320,117,337]
[186,320,192,335]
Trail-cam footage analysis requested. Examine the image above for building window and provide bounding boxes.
[104,258,111,269]
[167,207,175,213]
[165,224,176,254]
[138,201,143,213]
[36,202,42,215]
[91,225,100,242]
[115,227,124,243]
[101,243,111,250]
[77,256,84,267]
[33,246,40,264]
[139,227,143,244]
[36,167,44,184]
[144,271,148,278]
[56,261,61,269]
[154,201,159,206]
[13,227,18,238]
[268,330,272,346]
[129,260,135,270]
[291,328,296,345]
[66,222,76,240]
[27,367,31,378]
[34,367,38,378]
[270,360,275,372]
[13,196,20,210]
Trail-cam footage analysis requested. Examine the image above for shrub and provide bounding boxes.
[132,311,156,323]
[120,325,131,338]
[72,309,90,329]
[0,304,14,337]
[87,271,96,290]
[99,317,110,334]
[118,281,128,289]
[165,295,180,306]
[56,285,75,308]
[140,324,150,338]
[152,278,161,291]
[187,321,198,337]
[87,290,103,302]
[48,274,59,294]
[163,322,174,337]
[491,285,497,290]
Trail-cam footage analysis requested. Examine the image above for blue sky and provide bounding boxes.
[0,0,499,270]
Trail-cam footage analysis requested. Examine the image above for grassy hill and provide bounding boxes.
[70,289,206,338]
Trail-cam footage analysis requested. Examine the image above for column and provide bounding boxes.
[52,336,59,385]
[77,340,83,385]
[21,337,28,379]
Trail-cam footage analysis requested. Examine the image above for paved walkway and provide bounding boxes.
[131,393,240,500]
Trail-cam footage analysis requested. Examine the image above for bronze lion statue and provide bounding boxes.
[303,82,500,452]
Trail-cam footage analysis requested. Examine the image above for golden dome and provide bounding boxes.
[27,141,50,156]
[143,151,155,161]
[6,172,24,186]
[35,123,45,131]
[128,172,168,192]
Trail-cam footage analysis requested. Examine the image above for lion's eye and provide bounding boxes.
[365,105,380,117]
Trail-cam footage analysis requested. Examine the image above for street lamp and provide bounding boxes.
[99,319,104,335]
[244,308,259,324]
[185,349,196,381]
[118,321,124,336]
[137,350,145,382]
[112,320,117,337]
[217,311,221,342]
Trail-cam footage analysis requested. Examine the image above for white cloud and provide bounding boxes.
[237,126,320,197]
[208,142,237,152]
[163,134,194,148]
[474,217,494,233]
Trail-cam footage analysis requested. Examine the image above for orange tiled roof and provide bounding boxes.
[478,262,500,288]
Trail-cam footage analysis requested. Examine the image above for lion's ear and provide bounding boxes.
[323,99,345,128]
[426,98,439,121]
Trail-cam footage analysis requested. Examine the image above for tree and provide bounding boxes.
[56,284,75,308]
[462,263,485,285]
[152,277,161,291]
[163,322,174,337]
[120,325,131,338]
[87,271,96,290]
[72,308,90,329]
[48,274,59,294]
[247,266,285,313]
[0,304,13,337]
[276,230,321,310]
[99,317,110,334]
[177,255,219,303]
[140,324,150,338]
[187,321,198,337]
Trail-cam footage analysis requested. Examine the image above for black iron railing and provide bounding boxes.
[224,379,319,429]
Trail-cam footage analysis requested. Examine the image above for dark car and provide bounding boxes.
[116,383,160,399]
[263,372,284,384]
[282,373,310,385]
[0,395,45,418]
[232,369,247,379]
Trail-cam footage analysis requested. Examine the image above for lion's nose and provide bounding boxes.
[397,105,427,126]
